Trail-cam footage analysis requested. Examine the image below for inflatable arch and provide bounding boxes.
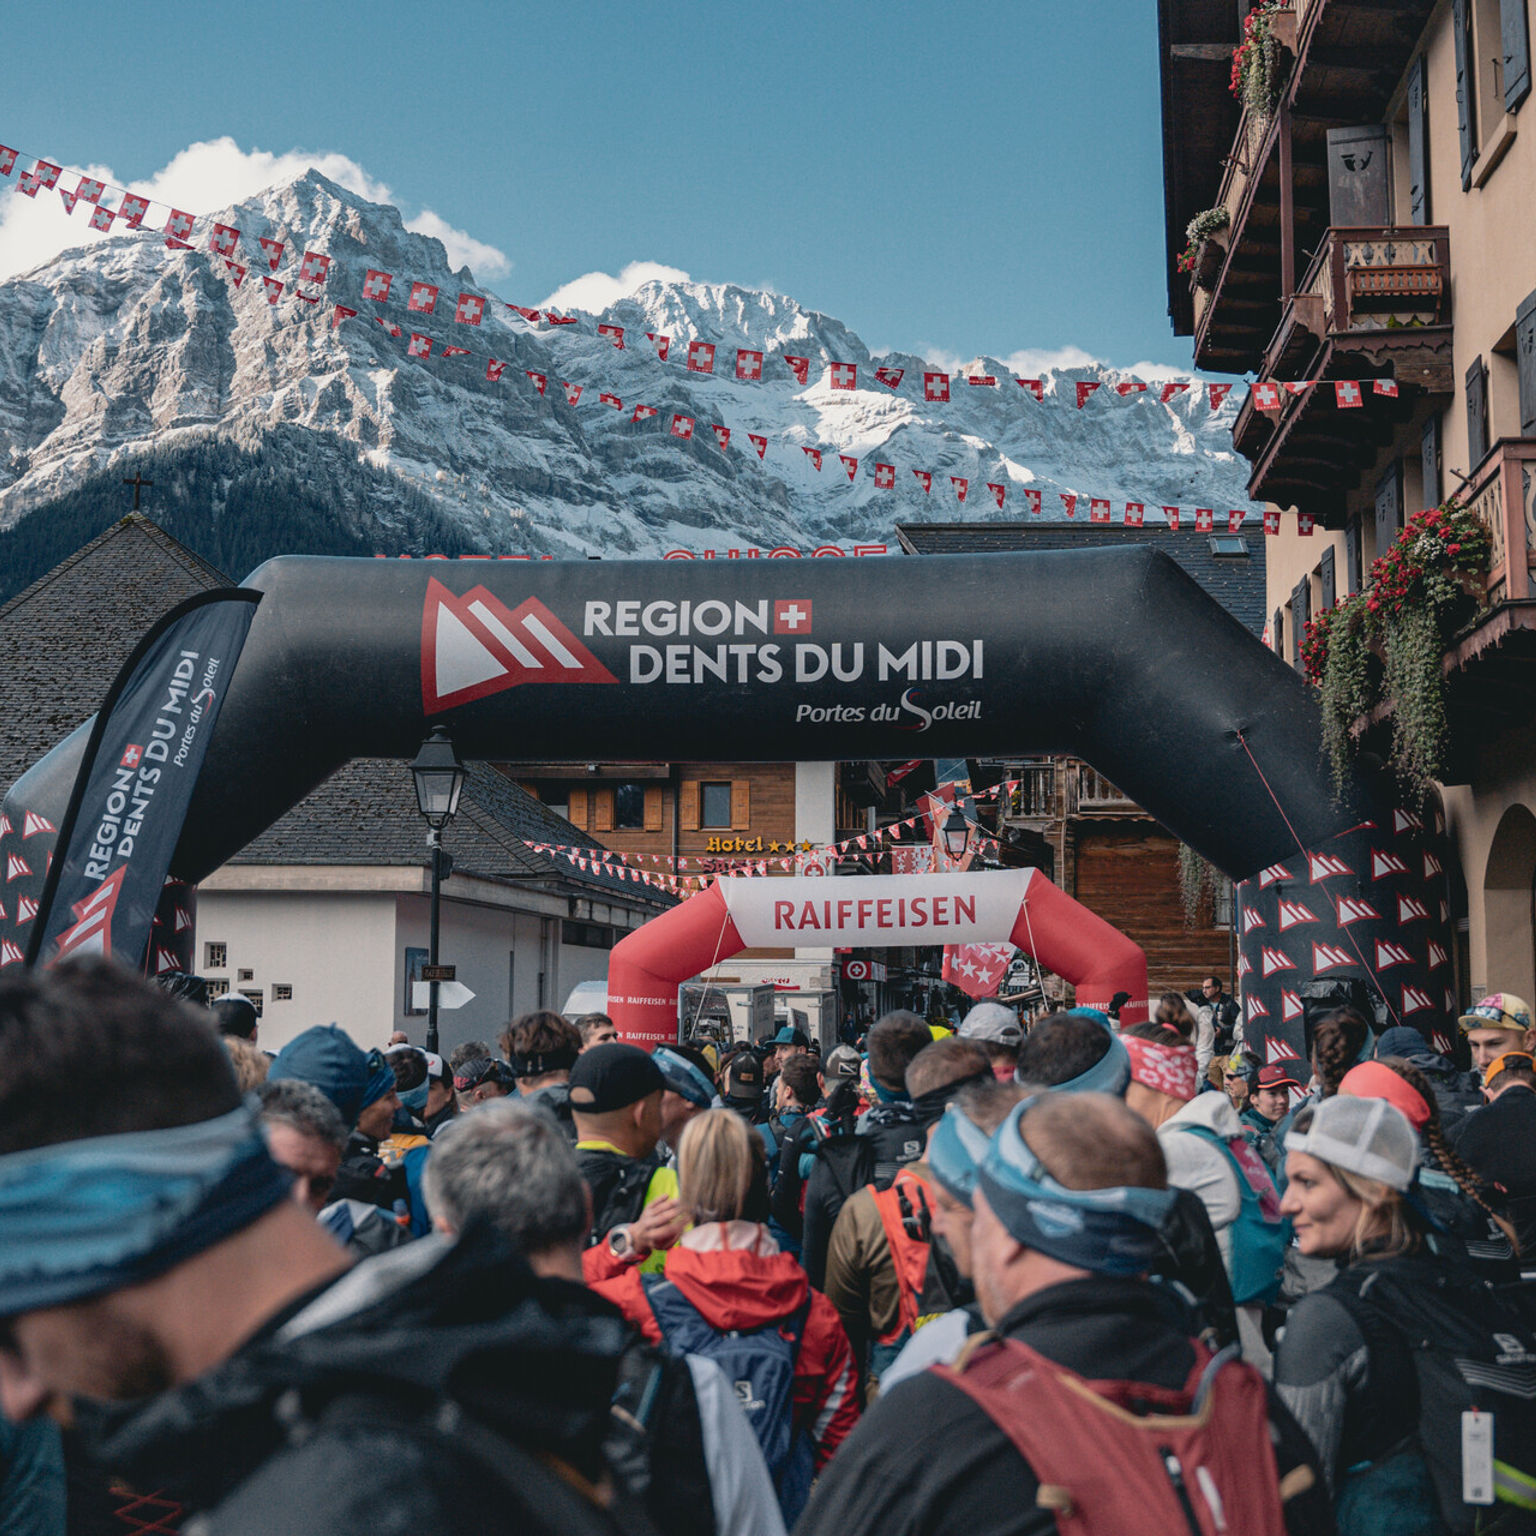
[609,869,1149,1045]
[0,547,1454,1058]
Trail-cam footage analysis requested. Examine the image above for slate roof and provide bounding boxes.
[0,515,231,796]
[895,522,1268,636]
[231,757,671,908]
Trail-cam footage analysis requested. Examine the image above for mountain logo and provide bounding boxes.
[1246,993,1269,1021]
[16,896,37,924]
[53,867,127,960]
[0,939,23,966]
[1266,1034,1298,1064]
[1422,851,1443,879]
[1397,894,1431,924]
[1256,862,1291,889]
[1241,905,1266,934]
[421,579,618,714]
[1393,809,1425,835]
[1281,989,1303,1023]
[1278,899,1318,930]
[1402,985,1435,1015]
[1312,942,1355,973]
[5,853,31,882]
[1308,852,1355,883]
[1260,945,1296,977]
[1427,940,1449,971]
[1374,939,1415,969]
[21,812,55,838]
[1236,952,1251,979]
[1335,895,1380,927]
[1371,849,1410,879]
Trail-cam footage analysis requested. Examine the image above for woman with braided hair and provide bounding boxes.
[1340,1057,1520,1279]
[1311,1007,1373,1097]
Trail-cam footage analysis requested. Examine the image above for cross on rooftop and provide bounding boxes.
[122,472,153,511]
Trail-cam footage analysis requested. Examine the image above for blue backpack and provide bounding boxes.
[642,1275,813,1519]
[1174,1123,1291,1306]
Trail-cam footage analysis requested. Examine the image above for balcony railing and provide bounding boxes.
[1463,440,1536,607]
[999,762,1057,821]
[1069,766,1139,814]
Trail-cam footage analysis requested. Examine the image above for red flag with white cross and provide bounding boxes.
[455,293,485,326]
[914,470,932,493]
[1195,508,1215,532]
[1298,514,1315,536]
[952,477,969,502]
[487,359,506,381]
[1335,380,1362,408]
[712,425,731,451]
[75,176,105,204]
[507,304,540,323]
[803,447,823,470]
[1263,509,1281,535]
[1160,382,1189,404]
[545,312,577,326]
[1061,494,1078,517]
[441,346,470,358]
[59,187,80,216]
[647,333,671,360]
[967,374,997,387]
[1090,498,1110,523]
[598,324,625,348]
[749,433,767,458]
[875,366,904,389]
[924,371,950,401]
[1163,505,1181,530]
[119,193,149,227]
[1125,502,1144,526]
[563,382,583,405]
[408,334,432,358]
[633,405,658,422]
[299,251,331,284]
[262,277,283,304]
[376,317,402,337]
[1228,510,1246,531]
[1116,381,1147,397]
[224,261,245,286]
[1252,382,1282,412]
[164,209,194,242]
[18,172,41,198]
[1284,381,1314,397]
[1016,378,1043,401]
[687,340,715,373]
[599,393,622,410]
[0,147,16,177]
[89,205,115,233]
[840,455,858,480]
[408,283,438,314]
[1023,489,1042,514]
[988,483,1005,508]
[671,414,695,440]
[331,305,356,329]
[736,349,763,380]
[527,371,547,395]
[363,270,392,302]
[785,356,810,385]
[34,161,61,189]
[830,362,857,390]
[1076,382,1100,408]
[1208,383,1232,410]
[209,224,240,257]
[260,237,285,271]
[874,462,895,489]
[1373,379,1399,397]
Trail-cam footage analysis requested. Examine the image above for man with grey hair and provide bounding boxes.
[425,1100,786,1536]
[256,1079,347,1214]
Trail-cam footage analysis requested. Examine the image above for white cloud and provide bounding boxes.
[540,260,692,315]
[1000,345,1102,375]
[0,136,509,283]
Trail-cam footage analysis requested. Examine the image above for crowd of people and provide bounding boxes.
[2,960,1536,1535]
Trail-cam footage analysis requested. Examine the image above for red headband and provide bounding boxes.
[1339,1062,1431,1132]
[1123,1035,1198,1102]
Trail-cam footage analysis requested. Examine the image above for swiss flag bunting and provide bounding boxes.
[923,371,950,402]
[1298,513,1316,536]
[598,323,625,348]
[840,455,858,480]
[34,161,61,189]
[59,187,78,216]
[1125,502,1144,527]
[0,147,16,177]
[647,333,671,360]
[687,340,716,373]
[1061,493,1078,518]
[748,433,767,458]
[914,470,932,493]
[18,172,41,198]
[785,355,810,385]
[408,282,438,314]
[988,482,1006,509]
[527,371,547,395]
[1284,381,1314,397]
[119,193,149,227]
[455,293,485,326]
[440,345,470,358]
[545,313,577,326]
[1195,508,1214,532]
[1023,489,1042,515]
[1228,510,1246,531]
[712,425,731,451]
[1208,383,1232,411]
[331,305,356,329]
[262,276,283,304]
[89,204,115,233]
[164,209,194,242]
[408,333,432,358]
[1335,380,1362,408]
[952,477,969,502]
[633,404,658,421]
[1252,382,1282,411]
[298,251,330,284]
[363,269,392,302]
[1160,382,1189,404]
[1163,505,1181,530]
[875,366,904,389]
[830,361,857,390]
[507,304,540,322]
[736,349,763,380]
[803,447,823,470]
[260,237,285,271]
[487,358,507,381]
[1076,382,1100,409]
[75,175,105,204]
[1115,381,1147,396]
[671,414,695,440]
[874,462,895,488]
[1089,498,1111,523]
[376,318,402,337]
[599,392,623,410]
[562,382,583,405]
[967,374,997,387]
[1373,379,1399,397]
[209,222,240,256]
[1263,509,1281,535]
[1016,378,1043,401]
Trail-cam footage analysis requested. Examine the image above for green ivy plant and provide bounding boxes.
[1230,1,1290,120]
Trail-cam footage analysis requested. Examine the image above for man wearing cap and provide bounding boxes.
[506,1011,583,1140]
[653,1044,718,1165]
[572,1042,686,1273]
[798,1093,1330,1536]
[1458,992,1535,1075]
[452,1056,515,1112]
[0,960,635,1536]
[721,1047,769,1124]
[1453,1048,1536,1268]
[957,1001,1023,1082]
[1249,1062,1304,1131]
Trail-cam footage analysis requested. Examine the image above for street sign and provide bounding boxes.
[411,979,476,1010]
[420,964,456,982]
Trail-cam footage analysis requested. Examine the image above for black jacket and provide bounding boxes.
[797,1276,1334,1536]
[75,1226,640,1536]
[579,1145,665,1245]
[1453,1084,1536,1262]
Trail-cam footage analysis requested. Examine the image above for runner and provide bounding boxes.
[1453,1050,1536,1270]
[1458,993,1535,1074]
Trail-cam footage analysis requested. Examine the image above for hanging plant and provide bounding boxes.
[1310,501,1491,801]
[1230,1,1290,119]
[1178,843,1218,925]
[1176,207,1232,286]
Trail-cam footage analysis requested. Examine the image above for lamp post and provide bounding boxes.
[410,726,467,1055]
[942,804,971,864]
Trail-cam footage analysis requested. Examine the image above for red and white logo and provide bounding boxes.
[923,371,950,402]
[598,324,625,348]
[1335,895,1380,927]
[1375,940,1415,970]
[1237,953,1251,979]
[736,349,763,380]
[364,269,392,302]
[1398,893,1431,924]
[0,940,22,967]
[873,463,895,489]
[1392,809,1424,835]
[408,282,438,314]
[670,414,694,440]
[298,251,330,284]
[1241,905,1265,934]
[1257,862,1291,888]
[1371,848,1410,879]
[773,600,813,635]
[21,812,54,838]
[1427,940,1449,971]
[1308,851,1354,883]
[53,867,127,960]
[1261,945,1296,977]
[1281,990,1304,1023]
[784,355,810,385]
[259,237,285,271]
[16,896,38,925]
[1403,985,1435,1016]
[455,293,484,326]
[830,362,857,390]
[1266,1035,1298,1065]
[174,905,193,932]
[875,367,904,390]
[1278,899,1318,931]
[421,580,618,714]
[6,853,31,882]
[1246,994,1269,1022]
[562,382,583,405]
[687,340,715,374]
[1313,942,1355,973]
[1423,851,1443,879]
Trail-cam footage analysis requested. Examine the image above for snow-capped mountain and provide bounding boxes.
[0,170,1250,564]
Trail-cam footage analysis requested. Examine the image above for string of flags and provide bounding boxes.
[0,137,1395,531]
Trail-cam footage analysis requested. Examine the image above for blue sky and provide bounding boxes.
[3,1,1208,372]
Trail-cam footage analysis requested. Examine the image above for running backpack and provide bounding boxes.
[938,1334,1286,1535]
[1174,1123,1290,1306]
[1332,1259,1536,1533]
[642,1275,812,1513]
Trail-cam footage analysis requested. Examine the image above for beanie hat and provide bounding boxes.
[959,1002,1023,1047]
[1377,1025,1435,1060]
[1339,1061,1432,1133]
[1284,1094,1419,1192]
[568,1043,664,1113]
[269,1025,395,1129]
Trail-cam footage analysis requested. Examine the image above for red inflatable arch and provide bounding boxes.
[607,868,1148,1046]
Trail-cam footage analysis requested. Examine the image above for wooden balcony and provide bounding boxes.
[1069,766,1142,816]
[999,761,1058,822]
[1229,226,1453,519]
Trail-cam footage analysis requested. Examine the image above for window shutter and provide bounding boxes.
[1517,289,1536,436]
[1421,412,1443,505]
[1345,516,1363,595]
[1408,55,1431,223]
[1466,355,1490,466]
[643,786,664,833]
[567,789,589,829]
[1273,608,1285,656]
[730,780,751,830]
[1454,0,1478,189]
[1320,546,1337,612]
[593,789,614,832]
[682,785,700,832]
[1291,578,1311,671]
[1503,0,1531,111]
[1374,461,1403,560]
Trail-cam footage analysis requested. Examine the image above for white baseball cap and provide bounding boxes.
[1284,1094,1419,1192]
[958,1002,1023,1047]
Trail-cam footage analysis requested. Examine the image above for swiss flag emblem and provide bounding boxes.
[53,867,127,960]
[736,349,763,380]
[687,340,715,373]
[774,600,813,635]
[923,371,950,402]
[421,579,618,714]
[873,463,895,489]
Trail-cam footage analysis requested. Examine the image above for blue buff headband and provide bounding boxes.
[927,1104,994,1207]
[0,1105,291,1317]
[976,1100,1176,1276]
[1023,1025,1133,1098]
[654,1047,719,1109]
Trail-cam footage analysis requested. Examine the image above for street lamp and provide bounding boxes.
[942,804,971,863]
[410,727,467,1054]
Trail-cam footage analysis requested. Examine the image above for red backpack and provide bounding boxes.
[937,1334,1287,1535]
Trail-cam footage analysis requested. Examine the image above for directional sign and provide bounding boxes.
[420,964,456,982]
[411,979,476,1010]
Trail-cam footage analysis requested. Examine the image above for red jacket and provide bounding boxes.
[588,1232,860,1468]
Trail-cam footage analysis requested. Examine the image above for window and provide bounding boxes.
[1207,534,1249,557]
[614,782,645,829]
[1212,876,1235,929]
[206,978,229,1000]
[237,968,254,983]
[238,989,264,1018]
[272,983,293,1002]
[701,781,733,828]
[204,941,227,970]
